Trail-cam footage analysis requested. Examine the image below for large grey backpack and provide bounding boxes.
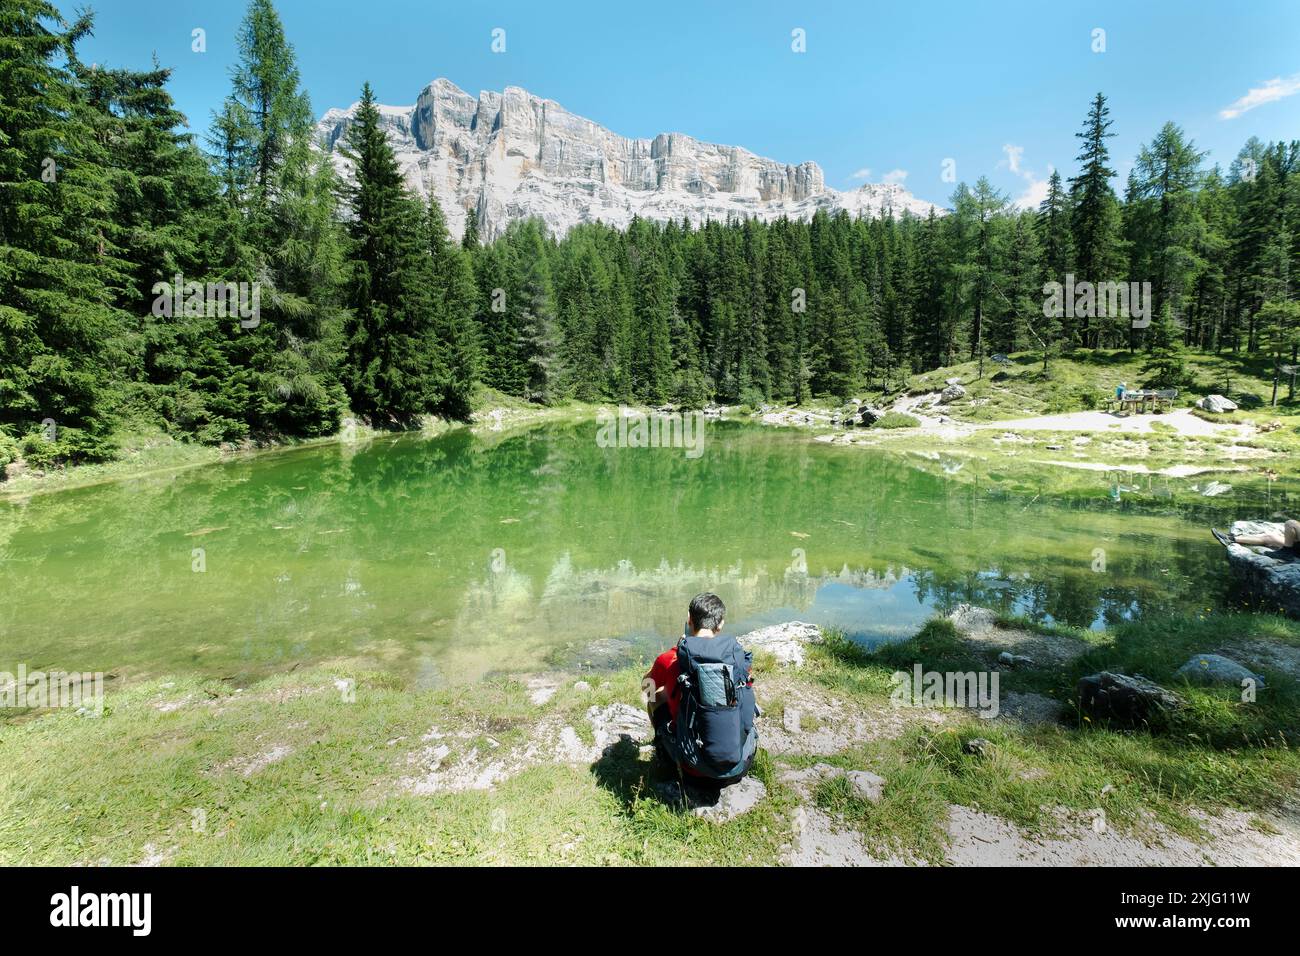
[670,634,757,780]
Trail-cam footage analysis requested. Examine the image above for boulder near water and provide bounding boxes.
[1226,520,1300,619]
[1076,672,1184,726]
[1174,654,1265,688]
[738,621,822,667]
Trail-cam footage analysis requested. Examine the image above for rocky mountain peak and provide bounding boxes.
[316,77,941,241]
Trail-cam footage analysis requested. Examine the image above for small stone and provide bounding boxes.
[692,777,767,823]
[573,680,591,692]
[949,604,997,634]
[526,677,558,706]
[783,708,802,733]
[586,703,651,749]
[963,738,993,757]
[845,770,886,803]
[791,806,808,835]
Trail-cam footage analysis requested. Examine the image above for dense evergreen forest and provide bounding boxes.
[4,0,1300,468]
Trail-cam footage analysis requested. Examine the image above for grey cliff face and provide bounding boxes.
[316,77,940,241]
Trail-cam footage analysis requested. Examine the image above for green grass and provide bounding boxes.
[0,666,798,865]
[793,614,1300,861]
[893,347,1300,420]
[873,411,922,429]
[1067,612,1300,747]
[0,388,610,501]
[2,609,1297,865]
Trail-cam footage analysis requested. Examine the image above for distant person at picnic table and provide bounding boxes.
[1116,382,1127,401]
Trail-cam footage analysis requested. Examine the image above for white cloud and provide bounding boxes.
[881,168,908,185]
[1001,143,1024,175]
[1220,72,1300,119]
[1000,143,1051,211]
[1013,172,1051,211]
[849,167,872,180]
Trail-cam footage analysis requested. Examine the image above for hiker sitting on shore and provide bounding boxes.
[1213,520,1300,557]
[643,593,758,784]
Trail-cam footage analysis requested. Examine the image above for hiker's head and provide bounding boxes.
[687,592,726,636]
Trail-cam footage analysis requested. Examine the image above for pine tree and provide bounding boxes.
[204,0,348,438]
[1141,304,1188,387]
[989,212,1041,356]
[339,83,446,422]
[1127,122,1206,340]
[1037,170,1073,286]
[908,209,951,371]
[1258,300,1300,406]
[511,219,565,403]
[1069,93,1123,347]
[426,194,480,415]
[462,207,480,249]
[0,1,128,460]
[218,0,313,218]
[633,239,674,403]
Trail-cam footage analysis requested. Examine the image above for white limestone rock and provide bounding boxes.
[737,621,823,667]
[691,777,767,823]
[316,78,943,242]
[1195,394,1238,413]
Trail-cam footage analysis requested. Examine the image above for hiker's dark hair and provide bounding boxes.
[688,592,726,631]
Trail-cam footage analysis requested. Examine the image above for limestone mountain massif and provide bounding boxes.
[315,77,941,241]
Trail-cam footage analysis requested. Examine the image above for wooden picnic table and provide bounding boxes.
[1107,389,1177,414]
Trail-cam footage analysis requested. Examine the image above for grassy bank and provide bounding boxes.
[3,609,1296,865]
[8,350,1299,500]
[0,388,605,501]
[750,348,1300,487]
[898,347,1299,421]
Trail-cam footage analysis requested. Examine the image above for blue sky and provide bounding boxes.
[57,0,1300,208]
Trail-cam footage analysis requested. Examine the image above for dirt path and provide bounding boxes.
[969,407,1247,438]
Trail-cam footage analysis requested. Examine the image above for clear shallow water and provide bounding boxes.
[0,422,1268,686]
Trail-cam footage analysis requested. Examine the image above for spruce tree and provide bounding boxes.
[426,194,480,415]
[339,83,446,422]
[1069,93,1123,347]
[0,1,127,460]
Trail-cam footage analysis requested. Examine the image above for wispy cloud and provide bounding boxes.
[849,167,872,180]
[881,168,908,185]
[1002,144,1025,175]
[1013,172,1051,210]
[1000,143,1050,210]
[1220,72,1300,119]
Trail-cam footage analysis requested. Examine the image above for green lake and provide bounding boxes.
[0,422,1282,687]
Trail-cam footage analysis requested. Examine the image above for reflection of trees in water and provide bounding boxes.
[0,421,1239,677]
[910,530,1227,628]
[451,542,917,651]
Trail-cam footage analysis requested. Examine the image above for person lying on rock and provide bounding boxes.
[1213,520,1300,556]
[642,592,758,786]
